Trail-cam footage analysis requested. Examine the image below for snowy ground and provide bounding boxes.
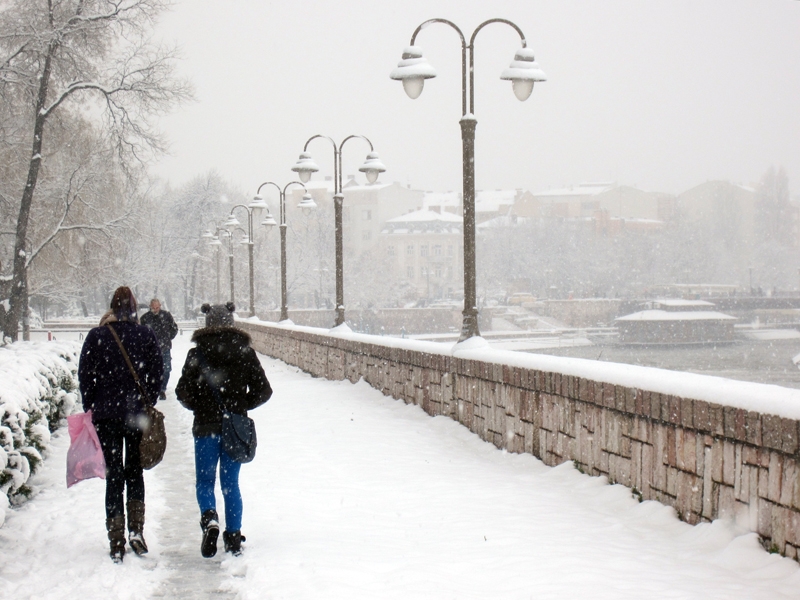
[2,337,800,599]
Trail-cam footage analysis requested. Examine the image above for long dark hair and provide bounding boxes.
[110,286,139,323]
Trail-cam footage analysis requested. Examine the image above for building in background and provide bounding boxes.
[615,299,736,344]
[380,209,463,301]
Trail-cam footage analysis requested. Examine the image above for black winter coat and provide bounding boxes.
[79,321,164,422]
[140,309,179,350]
[176,326,272,437]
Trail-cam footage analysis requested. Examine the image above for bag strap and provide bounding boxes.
[106,324,153,407]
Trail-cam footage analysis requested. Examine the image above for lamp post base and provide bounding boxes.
[458,308,480,342]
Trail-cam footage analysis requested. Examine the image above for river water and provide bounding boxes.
[528,334,800,390]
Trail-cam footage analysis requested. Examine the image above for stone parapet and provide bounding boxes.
[238,319,800,560]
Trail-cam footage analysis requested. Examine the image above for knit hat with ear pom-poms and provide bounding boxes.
[201,302,236,328]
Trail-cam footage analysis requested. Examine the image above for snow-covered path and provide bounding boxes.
[2,335,800,599]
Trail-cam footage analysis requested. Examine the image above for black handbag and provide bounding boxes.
[106,324,167,469]
[221,411,257,463]
[196,350,257,463]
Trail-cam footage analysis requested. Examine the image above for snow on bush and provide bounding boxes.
[0,341,80,525]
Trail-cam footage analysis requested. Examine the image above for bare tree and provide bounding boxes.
[0,0,191,339]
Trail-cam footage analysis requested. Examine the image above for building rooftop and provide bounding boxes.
[534,182,616,198]
[616,310,736,322]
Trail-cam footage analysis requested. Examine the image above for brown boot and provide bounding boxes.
[106,516,126,563]
[126,499,148,555]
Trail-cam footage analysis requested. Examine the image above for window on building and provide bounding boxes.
[363,209,372,221]
[433,244,442,256]
[407,266,414,279]
[421,266,427,277]
[420,245,429,257]
[435,266,442,278]
[362,230,371,241]
[387,245,395,256]
[447,245,454,256]
[406,245,414,255]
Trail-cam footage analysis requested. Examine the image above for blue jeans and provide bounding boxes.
[161,348,172,392]
[194,434,242,532]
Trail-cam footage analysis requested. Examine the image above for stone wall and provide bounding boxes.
[239,320,800,560]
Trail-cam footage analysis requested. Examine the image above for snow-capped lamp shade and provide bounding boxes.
[239,236,252,246]
[249,195,268,221]
[223,214,240,231]
[499,47,546,101]
[390,46,437,100]
[201,229,214,239]
[297,193,318,214]
[209,236,223,246]
[359,152,387,184]
[291,152,320,184]
[261,210,277,227]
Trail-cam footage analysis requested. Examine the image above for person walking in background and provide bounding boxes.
[176,302,272,557]
[78,286,163,563]
[140,298,178,399]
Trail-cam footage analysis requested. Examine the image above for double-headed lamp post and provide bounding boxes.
[222,197,269,317]
[390,18,546,341]
[291,135,386,327]
[253,181,317,321]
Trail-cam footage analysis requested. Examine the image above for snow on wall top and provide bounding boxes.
[241,318,800,421]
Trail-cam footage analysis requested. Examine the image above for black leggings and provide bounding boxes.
[94,418,144,519]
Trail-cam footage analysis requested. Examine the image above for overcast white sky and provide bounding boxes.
[151,0,800,198]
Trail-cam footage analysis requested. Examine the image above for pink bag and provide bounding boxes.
[66,410,106,488]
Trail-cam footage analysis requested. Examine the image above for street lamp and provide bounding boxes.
[227,196,271,317]
[391,18,546,341]
[253,181,316,321]
[291,135,386,327]
[205,224,225,303]
[207,226,247,305]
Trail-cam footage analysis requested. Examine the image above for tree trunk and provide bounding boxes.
[4,45,55,341]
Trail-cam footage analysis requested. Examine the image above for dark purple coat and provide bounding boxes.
[79,321,164,422]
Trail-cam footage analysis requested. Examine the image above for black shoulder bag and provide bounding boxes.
[195,349,257,463]
[106,324,167,469]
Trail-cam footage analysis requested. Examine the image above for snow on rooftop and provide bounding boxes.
[649,299,716,307]
[343,181,393,192]
[422,191,461,208]
[386,208,462,224]
[422,189,524,212]
[478,215,527,229]
[616,310,736,322]
[534,183,616,198]
[475,189,518,213]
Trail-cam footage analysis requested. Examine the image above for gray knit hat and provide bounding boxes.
[201,302,235,328]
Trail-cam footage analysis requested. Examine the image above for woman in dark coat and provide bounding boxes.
[78,286,163,562]
[176,302,272,557]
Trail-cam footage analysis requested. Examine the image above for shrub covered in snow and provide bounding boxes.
[0,341,80,525]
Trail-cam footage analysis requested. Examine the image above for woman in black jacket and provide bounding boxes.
[176,302,272,557]
[78,286,163,563]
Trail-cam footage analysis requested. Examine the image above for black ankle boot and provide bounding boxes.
[127,499,148,555]
[200,509,219,558]
[222,530,244,556]
[106,516,126,563]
